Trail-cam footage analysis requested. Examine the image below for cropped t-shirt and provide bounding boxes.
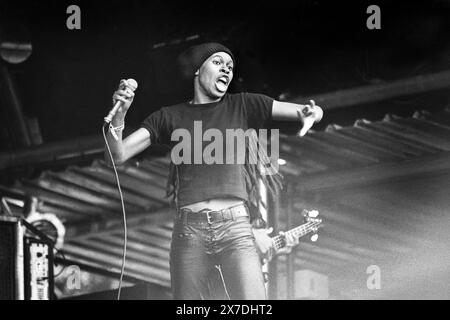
[140,92,273,207]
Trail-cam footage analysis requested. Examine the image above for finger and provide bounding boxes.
[114,93,126,101]
[314,106,323,122]
[113,93,129,101]
[115,94,133,102]
[298,117,315,136]
[268,248,274,261]
[116,89,133,98]
[125,88,135,95]
[309,99,316,107]
[114,97,128,104]
[288,234,298,246]
[301,105,313,117]
[265,227,273,235]
[284,234,293,246]
[287,232,295,240]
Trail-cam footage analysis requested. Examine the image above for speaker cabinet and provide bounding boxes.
[0,216,54,300]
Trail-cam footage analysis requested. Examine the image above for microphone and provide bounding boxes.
[104,78,138,124]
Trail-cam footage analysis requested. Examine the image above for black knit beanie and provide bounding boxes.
[177,42,235,80]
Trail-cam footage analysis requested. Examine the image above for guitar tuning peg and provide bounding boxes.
[310,233,318,242]
[308,210,319,218]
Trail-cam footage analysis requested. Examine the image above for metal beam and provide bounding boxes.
[94,234,170,260]
[70,238,169,270]
[294,151,450,193]
[72,164,167,202]
[0,134,104,170]
[61,245,170,285]
[125,229,171,250]
[291,69,450,110]
[65,206,173,239]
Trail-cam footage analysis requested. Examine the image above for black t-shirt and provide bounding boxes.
[140,92,273,207]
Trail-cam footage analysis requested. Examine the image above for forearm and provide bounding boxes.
[272,100,323,136]
[104,113,127,166]
[272,100,313,122]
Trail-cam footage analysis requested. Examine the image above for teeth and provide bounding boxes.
[215,81,228,92]
[219,77,228,84]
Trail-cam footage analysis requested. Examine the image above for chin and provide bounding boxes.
[210,90,226,99]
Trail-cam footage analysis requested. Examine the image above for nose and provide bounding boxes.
[220,65,231,74]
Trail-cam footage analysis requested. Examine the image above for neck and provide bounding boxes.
[191,95,221,104]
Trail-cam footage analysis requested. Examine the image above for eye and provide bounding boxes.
[228,65,233,71]
[212,60,220,65]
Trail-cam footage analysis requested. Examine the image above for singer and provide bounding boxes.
[104,42,323,299]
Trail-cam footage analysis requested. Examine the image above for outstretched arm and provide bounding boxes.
[272,99,323,136]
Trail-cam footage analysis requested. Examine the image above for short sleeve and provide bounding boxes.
[242,92,274,129]
[140,109,169,145]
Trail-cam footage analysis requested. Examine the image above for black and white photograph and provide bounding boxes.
[0,0,450,304]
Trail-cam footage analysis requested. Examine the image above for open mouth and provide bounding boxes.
[217,76,229,85]
[215,75,229,92]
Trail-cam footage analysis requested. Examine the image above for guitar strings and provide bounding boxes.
[272,221,321,249]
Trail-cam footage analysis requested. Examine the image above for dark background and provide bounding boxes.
[1,0,449,148]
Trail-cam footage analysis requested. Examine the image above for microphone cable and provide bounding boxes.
[102,122,128,300]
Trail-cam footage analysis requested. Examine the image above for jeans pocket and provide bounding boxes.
[172,221,198,244]
[223,218,254,241]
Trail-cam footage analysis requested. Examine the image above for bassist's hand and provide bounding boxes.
[253,227,274,264]
[276,231,300,255]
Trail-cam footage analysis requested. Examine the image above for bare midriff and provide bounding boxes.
[180,197,244,212]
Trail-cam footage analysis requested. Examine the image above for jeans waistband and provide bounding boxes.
[177,203,248,224]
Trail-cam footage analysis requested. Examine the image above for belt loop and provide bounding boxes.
[229,208,234,221]
[177,209,183,224]
[179,209,187,224]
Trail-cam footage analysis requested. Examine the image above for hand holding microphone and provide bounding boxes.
[105,78,138,123]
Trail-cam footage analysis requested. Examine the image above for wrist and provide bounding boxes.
[112,113,126,126]
[251,217,267,229]
[108,122,125,141]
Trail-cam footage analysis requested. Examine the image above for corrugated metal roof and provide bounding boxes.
[3,107,450,298]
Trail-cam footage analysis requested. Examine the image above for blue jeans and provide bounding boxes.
[170,210,266,300]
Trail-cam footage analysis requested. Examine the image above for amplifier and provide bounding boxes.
[0,216,54,300]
